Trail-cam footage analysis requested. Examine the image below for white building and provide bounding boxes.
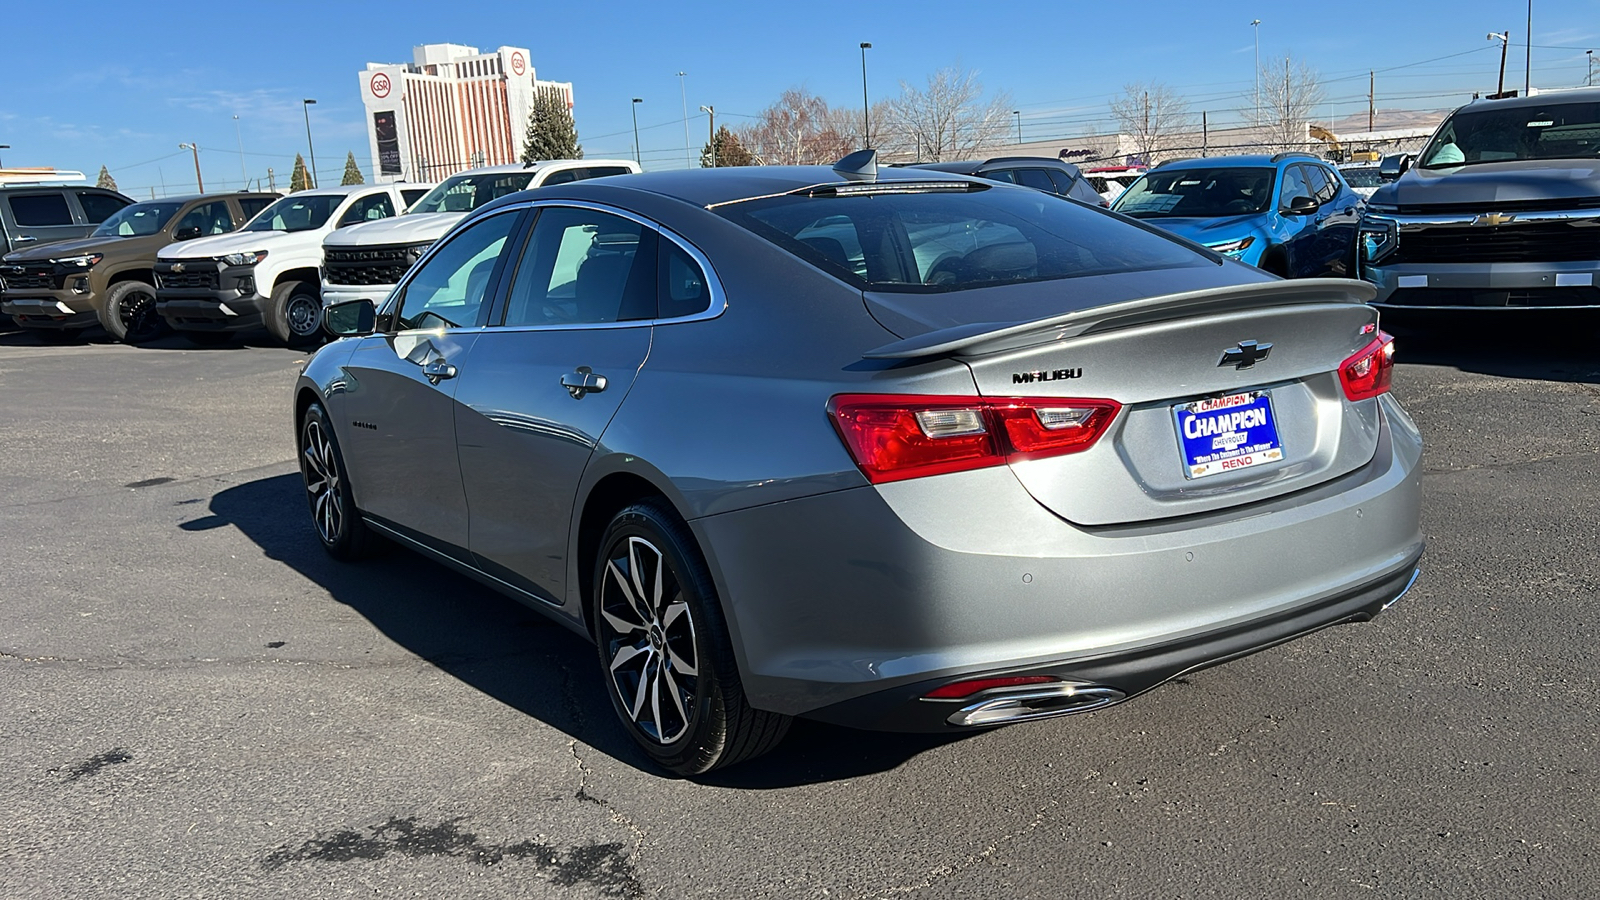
[358,43,574,183]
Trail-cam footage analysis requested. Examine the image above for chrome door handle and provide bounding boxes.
[13,236,37,243]
[422,358,457,384]
[560,366,608,399]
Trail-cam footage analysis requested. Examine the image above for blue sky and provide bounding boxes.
[5,0,1598,197]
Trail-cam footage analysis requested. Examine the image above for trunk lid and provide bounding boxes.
[868,279,1383,526]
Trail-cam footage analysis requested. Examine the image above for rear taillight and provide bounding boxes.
[828,394,1121,484]
[924,675,1059,699]
[1339,331,1396,401]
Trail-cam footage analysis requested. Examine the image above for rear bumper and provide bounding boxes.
[1365,260,1600,308]
[2,293,97,329]
[690,394,1424,728]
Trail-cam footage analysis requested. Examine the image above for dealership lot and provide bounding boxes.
[1,321,1596,898]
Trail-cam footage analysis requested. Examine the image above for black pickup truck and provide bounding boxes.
[1358,88,1600,310]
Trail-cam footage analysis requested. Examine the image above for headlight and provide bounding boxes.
[1205,236,1256,257]
[1358,219,1399,264]
[49,253,103,268]
[405,242,433,262]
[219,251,268,267]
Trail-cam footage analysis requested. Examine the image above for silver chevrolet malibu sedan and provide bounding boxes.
[295,152,1423,775]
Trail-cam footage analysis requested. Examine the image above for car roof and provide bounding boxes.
[290,184,391,198]
[1461,86,1600,111]
[1158,154,1285,169]
[482,164,983,212]
[442,160,638,179]
[908,157,1079,175]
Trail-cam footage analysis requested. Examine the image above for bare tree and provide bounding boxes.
[886,66,1012,162]
[740,88,851,165]
[1258,55,1325,152]
[1109,82,1192,164]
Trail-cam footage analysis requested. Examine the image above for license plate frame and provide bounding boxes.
[1173,390,1285,479]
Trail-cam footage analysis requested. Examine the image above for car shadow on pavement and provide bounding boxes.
[1385,310,1600,384]
[206,472,967,786]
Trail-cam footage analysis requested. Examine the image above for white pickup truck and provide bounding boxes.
[154,182,430,346]
[321,160,638,310]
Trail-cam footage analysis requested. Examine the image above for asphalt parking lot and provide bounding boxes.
[2,317,1596,899]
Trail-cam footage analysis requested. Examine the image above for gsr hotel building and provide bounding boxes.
[359,43,575,183]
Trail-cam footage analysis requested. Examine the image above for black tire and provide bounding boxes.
[32,328,87,344]
[298,402,382,561]
[181,330,233,347]
[98,280,165,344]
[592,499,789,776]
[266,280,323,348]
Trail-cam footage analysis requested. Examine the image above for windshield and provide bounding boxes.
[1420,101,1600,168]
[242,194,341,232]
[719,183,1208,293]
[1113,167,1276,218]
[409,172,537,214]
[1340,167,1383,188]
[91,201,185,237]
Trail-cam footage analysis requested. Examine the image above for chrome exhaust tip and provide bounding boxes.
[945,682,1126,727]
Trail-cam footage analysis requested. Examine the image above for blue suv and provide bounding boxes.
[1111,153,1363,278]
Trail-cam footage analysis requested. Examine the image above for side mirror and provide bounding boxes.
[174,226,202,241]
[1284,195,1320,215]
[323,299,376,337]
[1378,154,1413,182]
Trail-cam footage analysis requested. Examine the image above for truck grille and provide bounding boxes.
[1392,223,1600,264]
[325,245,419,286]
[2,271,54,290]
[159,270,220,290]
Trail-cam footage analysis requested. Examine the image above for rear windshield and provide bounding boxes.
[1340,167,1383,188]
[92,200,185,237]
[409,172,537,214]
[1113,167,1277,218]
[1420,101,1600,167]
[243,194,340,232]
[717,183,1208,293]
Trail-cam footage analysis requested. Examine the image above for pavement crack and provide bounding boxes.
[568,740,649,873]
[854,800,1057,899]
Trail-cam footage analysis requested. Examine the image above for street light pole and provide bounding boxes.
[859,42,872,149]
[301,99,318,188]
[699,105,715,167]
[178,142,204,192]
[1251,19,1262,129]
[1588,49,1595,87]
[677,72,691,168]
[1013,110,1022,144]
[0,144,8,168]
[233,115,247,188]
[631,98,643,166]
[1525,0,1532,94]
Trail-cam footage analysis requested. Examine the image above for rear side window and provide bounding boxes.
[503,207,657,326]
[340,193,396,226]
[238,196,274,219]
[8,194,73,226]
[401,188,429,208]
[77,191,130,224]
[658,242,711,319]
[1045,169,1080,195]
[1014,169,1057,193]
[720,184,1207,293]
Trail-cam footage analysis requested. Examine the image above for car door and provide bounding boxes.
[453,204,660,607]
[2,191,85,251]
[1276,165,1318,277]
[1313,164,1361,275]
[336,208,523,558]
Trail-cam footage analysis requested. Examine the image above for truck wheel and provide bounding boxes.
[266,280,323,348]
[99,280,165,344]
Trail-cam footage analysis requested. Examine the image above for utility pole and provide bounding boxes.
[1013,110,1022,144]
[178,142,204,192]
[859,42,872,149]
[1142,91,1150,160]
[1251,19,1262,129]
[1525,0,1532,94]
[700,105,715,167]
[1369,71,1375,131]
[267,167,275,193]
[1202,111,1209,157]
[1490,31,1510,97]
[677,72,690,168]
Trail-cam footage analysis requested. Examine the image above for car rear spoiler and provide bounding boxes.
[862,278,1378,360]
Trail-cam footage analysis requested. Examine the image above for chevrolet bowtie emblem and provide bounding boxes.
[1219,340,1273,370]
[1472,212,1516,227]
[170,263,185,273]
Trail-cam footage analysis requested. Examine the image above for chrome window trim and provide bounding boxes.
[1367,209,1600,231]
[379,207,528,322]
[384,199,728,333]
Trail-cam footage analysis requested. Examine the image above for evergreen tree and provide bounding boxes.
[700,126,755,167]
[290,154,311,192]
[520,89,584,163]
[95,166,118,191]
[340,152,365,185]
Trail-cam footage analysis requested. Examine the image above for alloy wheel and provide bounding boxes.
[598,535,700,745]
[118,287,160,340]
[301,418,343,544]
